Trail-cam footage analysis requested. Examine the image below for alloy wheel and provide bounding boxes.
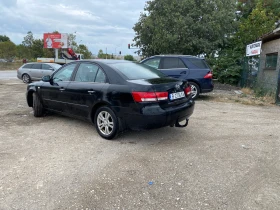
[191,84,198,98]
[97,111,114,136]
[22,74,30,83]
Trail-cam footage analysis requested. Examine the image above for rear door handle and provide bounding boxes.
[180,71,186,74]
[88,90,95,94]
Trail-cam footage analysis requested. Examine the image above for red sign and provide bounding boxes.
[43,33,68,49]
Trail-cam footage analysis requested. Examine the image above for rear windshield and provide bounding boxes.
[109,62,166,80]
[184,58,209,69]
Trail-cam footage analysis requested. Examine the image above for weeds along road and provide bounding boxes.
[1,79,280,210]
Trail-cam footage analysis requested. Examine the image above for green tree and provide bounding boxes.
[77,44,92,59]
[124,55,134,61]
[0,35,10,42]
[22,31,34,47]
[0,41,16,61]
[133,0,237,57]
[98,49,105,58]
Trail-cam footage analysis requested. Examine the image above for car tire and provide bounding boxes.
[189,82,200,99]
[22,74,31,83]
[94,106,118,140]
[33,92,44,117]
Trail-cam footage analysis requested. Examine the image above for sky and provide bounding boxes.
[0,0,146,56]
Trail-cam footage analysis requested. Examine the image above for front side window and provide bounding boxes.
[161,57,186,69]
[74,63,99,82]
[53,63,77,82]
[265,53,278,69]
[143,58,161,69]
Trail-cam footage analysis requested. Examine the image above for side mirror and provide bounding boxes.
[42,75,51,82]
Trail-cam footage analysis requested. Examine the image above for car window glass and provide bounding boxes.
[143,58,161,69]
[109,63,166,80]
[42,64,52,70]
[95,69,106,83]
[178,59,187,68]
[162,58,186,69]
[32,64,42,69]
[22,64,33,68]
[186,58,209,69]
[53,63,77,82]
[74,63,99,82]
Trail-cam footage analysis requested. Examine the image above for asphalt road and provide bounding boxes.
[0,70,17,80]
[0,79,280,210]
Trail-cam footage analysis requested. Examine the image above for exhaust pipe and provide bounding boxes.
[170,119,189,127]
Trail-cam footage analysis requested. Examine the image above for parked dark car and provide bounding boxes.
[26,60,195,139]
[141,55,214,99]
[17,62,62,83]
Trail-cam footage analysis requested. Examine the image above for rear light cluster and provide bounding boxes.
[132,92,168,102]
[184,86,191,96]
[204,71,213,79]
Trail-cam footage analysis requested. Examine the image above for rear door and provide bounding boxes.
[64,62,107,118]
[158,57,189,79]
[30,63,42,80]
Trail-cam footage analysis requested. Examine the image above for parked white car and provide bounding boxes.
[17,62,61,83]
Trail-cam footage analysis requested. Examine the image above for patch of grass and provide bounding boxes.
[0,62,22,70]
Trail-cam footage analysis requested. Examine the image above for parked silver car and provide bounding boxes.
[17,62,61,83]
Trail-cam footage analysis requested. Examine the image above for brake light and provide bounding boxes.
[132,92,168,102]
[184,86,191,96]
[204,71,213,79]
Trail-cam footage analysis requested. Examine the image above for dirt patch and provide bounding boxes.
[200,82,277,106]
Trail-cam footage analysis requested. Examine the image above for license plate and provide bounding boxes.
[169,91,185,100]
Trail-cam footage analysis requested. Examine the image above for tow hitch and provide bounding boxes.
[170,119,189,128]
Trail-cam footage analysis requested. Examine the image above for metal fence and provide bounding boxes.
[240,56,280,104]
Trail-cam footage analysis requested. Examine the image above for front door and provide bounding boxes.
[40,62,78,112]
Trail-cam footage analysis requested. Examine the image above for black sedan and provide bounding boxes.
[26,60,195,139]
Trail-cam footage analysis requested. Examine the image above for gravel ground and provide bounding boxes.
[0,79,280,210]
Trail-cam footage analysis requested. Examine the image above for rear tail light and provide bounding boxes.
[184,86,191,96]
[132,92,168,102]
[204,71,213,79]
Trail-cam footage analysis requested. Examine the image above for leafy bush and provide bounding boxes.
[124,55,134,61]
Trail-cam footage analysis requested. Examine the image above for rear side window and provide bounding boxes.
[161,57,186,69]
[22,64,33,68]
[109,62,166,80]
[185,58,209,69]
[74,63,99,82]
[32,64,42,69]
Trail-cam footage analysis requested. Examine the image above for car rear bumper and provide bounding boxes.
[115,100,195,130]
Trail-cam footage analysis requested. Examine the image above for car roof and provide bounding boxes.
[82,59,132,65]
[150,55,201,59]
[23,62,60,65]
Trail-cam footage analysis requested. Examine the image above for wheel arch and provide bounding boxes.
[27,90,35,107]
[90,101,111,124]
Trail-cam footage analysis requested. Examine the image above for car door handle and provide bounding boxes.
[180,71,186,74]
[88,90,95,94]
[59,88,65,91]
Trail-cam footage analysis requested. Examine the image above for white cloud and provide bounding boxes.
[0,0,146,55]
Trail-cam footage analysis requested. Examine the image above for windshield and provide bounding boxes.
[109,62,166,80]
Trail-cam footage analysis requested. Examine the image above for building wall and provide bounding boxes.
[258,39,280,89]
